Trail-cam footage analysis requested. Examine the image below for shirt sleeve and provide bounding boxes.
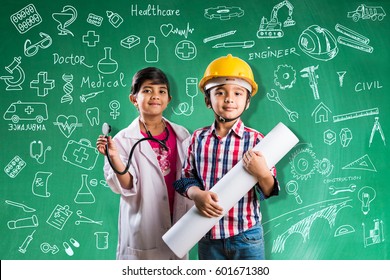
[174,132,204,197]
[253,133,280,200]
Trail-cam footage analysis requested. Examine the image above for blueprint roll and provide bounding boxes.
[163,122,299,258]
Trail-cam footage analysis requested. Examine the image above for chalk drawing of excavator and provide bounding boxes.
[257,0,296,39]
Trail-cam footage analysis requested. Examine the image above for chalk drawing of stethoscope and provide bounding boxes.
[30,140,51,164]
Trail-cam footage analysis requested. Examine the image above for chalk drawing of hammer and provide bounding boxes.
[267,89,299,122]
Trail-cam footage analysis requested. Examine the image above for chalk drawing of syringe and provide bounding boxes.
[173,77,198,116]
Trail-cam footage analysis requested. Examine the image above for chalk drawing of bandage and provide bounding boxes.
[86,107,100,126]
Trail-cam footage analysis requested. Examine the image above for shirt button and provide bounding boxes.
[219,141,223,144]
[163,196,167,201]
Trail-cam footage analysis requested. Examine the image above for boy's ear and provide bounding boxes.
[204,96,211,108]
[245,98,251,110]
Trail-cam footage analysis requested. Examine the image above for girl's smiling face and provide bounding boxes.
[131,80,171,118]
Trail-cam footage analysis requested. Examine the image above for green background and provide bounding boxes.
[1,0,389,259]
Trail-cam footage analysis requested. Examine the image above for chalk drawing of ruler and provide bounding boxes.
[333,107,379,122]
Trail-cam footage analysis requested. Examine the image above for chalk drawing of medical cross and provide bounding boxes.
[30,72,55,97]
[82,30,100,47]
[25,106,34,114]
[177,42,195,59]
[73,147,89,163]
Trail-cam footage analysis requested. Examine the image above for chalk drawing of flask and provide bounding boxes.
[145,36,159,63]
[74,174,95,204]
[98,47,118,74]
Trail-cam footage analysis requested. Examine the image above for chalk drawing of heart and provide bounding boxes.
[160,23,173,37]
[54,115,81,138]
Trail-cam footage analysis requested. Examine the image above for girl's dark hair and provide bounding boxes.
[130,67,170,96]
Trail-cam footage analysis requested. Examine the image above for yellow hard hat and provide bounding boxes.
[199,54,258,96]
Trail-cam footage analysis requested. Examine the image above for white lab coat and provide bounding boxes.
[104,117,193,260]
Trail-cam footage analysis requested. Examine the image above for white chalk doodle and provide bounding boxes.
[106,10,123,28]
[32,171,52,198]
[4,155,26,178]
[10,4,42,34]
[172,78,198,116]
[335,24,374,53]
[175,40,197,60]
[30,71,55,97]
[62,139,99,170]
[334,225,355,237]
[274,64,296,89]
[46,204,73,230]
[204,6,244,20]
[30,141,51,164]
[0,57,25,91]
[53,115,82,138]
[212,40,255,49]
[301,65,319,99]
[337,71,346,87]
[311,102,332,123]
[358,186,376,215]
[87,13,103,26]
[333,107,379,122]
[298,25,338,61]
[86,107,100,126]
[362,219,384,248]
[82,30,100,47]
[369,117,386,147]
[98,47,118,74]
[267,89,298,122]
[342,154,377,172]
[145,36,159,63]
[24,32,52,57]
[160,22,194,38]
[257,0,295,38]
[52,5,78,36]
[109,100,120,120]
[324,129,336,145]
[203,30,236,43]
[347,4,386,22]
[61,74,74,104]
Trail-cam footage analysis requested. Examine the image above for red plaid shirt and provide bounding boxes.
[180,119,278,239]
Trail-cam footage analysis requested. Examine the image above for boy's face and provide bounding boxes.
[207,84,250,122]
[130,80,171,117]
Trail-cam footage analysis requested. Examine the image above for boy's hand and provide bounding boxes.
[187,187,223,218]
[242,150,270,179]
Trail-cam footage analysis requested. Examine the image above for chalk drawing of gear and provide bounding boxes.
[290,147,316,180]
[274,64,296,89]
[315,158,334,177]
[204,6,244,20]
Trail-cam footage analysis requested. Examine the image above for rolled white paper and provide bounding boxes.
[163,122,299,258]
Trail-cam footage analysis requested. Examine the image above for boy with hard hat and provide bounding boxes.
[174,54,279,260]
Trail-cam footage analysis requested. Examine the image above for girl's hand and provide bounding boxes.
[96,135,118,156]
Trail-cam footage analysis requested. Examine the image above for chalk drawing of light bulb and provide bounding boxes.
[357,186,376,215]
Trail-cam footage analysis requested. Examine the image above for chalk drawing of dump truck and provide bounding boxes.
[348,4,386,22]
[3,101,48,123]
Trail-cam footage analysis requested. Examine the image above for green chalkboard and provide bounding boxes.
[1,0,389,260]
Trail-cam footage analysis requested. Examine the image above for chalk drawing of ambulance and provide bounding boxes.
[3,101,48,123]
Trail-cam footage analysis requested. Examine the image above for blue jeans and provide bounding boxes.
[198,223,265,260]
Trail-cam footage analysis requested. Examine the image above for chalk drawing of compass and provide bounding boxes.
[52,5,78,36]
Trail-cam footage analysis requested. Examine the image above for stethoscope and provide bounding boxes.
[30,140,51,164]
[102,121,169,175]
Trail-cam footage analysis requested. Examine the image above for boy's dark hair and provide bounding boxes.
[130,67,170,96]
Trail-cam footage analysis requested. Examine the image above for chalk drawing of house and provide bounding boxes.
[311,102,332,123]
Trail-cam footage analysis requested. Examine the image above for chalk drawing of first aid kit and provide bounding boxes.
[62,138,99,170]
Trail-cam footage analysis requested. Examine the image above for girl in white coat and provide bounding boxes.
[96,67,192,260]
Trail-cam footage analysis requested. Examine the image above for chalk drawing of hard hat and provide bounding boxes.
[298,25,338,61]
